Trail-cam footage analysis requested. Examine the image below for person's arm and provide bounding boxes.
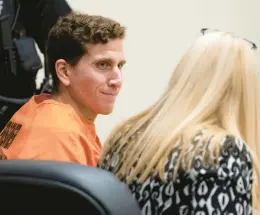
[190,136,253,214]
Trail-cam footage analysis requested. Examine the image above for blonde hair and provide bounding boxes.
[100,31,260,209]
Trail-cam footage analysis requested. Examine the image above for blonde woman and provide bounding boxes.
[99,29,260,215]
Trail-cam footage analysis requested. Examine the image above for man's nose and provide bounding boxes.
[108,68,122,88]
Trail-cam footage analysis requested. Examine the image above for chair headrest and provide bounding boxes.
[0,160,141,215]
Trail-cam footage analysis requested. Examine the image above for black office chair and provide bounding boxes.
[0,160,141,215]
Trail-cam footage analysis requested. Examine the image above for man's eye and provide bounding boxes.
[118,63,124,69]
[97,62,109,70]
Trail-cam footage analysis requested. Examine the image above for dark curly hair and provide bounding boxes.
[46,11,126,92]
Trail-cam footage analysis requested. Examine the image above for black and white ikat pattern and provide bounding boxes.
[100,135,253,215]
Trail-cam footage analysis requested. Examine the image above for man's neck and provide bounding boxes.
[51,91,97,122]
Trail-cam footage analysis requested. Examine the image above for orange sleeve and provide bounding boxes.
[17,127,89,165]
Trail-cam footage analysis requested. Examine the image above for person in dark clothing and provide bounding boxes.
[0,0,72,131]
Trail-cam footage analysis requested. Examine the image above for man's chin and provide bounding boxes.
[99,107,114,115]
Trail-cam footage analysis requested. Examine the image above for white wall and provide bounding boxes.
[39,0,260,142]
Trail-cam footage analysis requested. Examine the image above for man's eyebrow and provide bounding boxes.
[95,57,126,64]
[120,60,126,65]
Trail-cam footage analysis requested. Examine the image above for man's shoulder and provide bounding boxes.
[33,101,82,133]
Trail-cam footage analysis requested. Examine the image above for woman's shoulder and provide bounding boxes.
[216,135,252,174]
[219,135,250,158]
[167,134,253,181]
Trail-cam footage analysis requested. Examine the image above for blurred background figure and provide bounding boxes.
[0,0,71,130]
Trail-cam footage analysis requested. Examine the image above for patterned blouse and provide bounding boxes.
[99,135,253,215]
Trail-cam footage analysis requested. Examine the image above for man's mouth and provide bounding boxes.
[102,92,117,96]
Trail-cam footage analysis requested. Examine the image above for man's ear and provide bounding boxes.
[55,59,70,87]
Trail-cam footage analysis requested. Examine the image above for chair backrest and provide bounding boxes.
[0,160,141,215]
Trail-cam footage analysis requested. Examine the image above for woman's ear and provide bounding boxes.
[55,59,70,87]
